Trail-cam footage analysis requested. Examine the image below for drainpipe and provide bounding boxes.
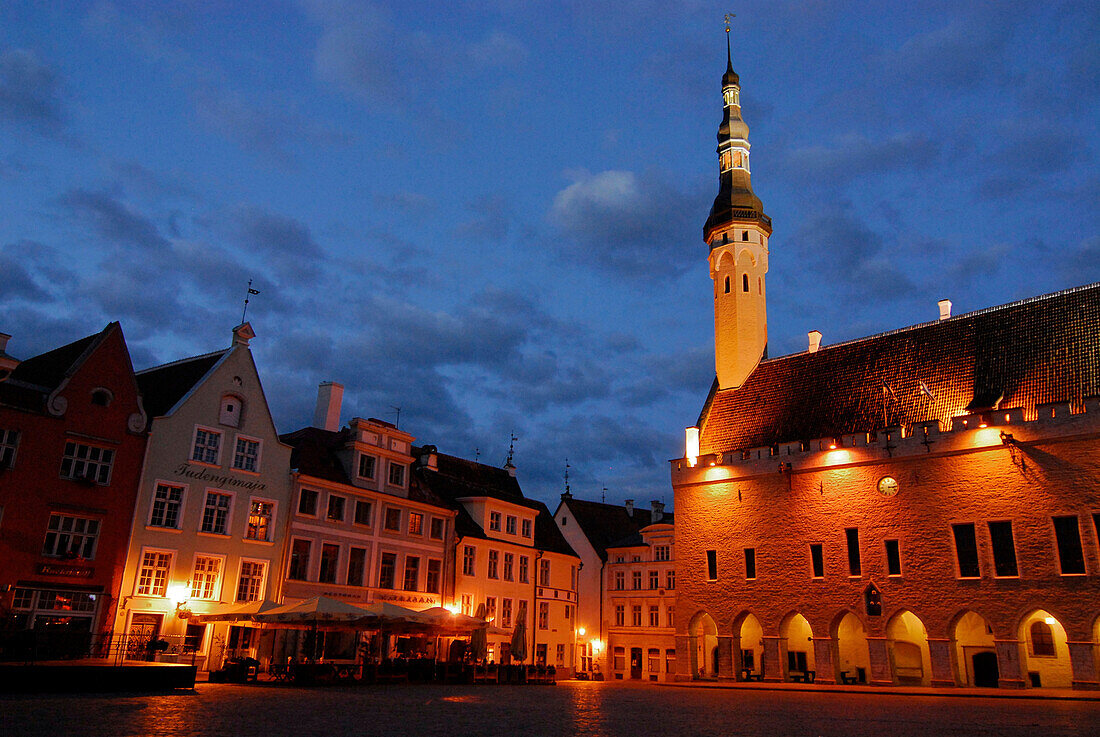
[598,557,606,677]
[533,550,544,666]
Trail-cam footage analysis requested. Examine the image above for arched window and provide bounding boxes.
[742,274,749,293]
[724,276,730,294]
[220,395,243,428]
[1030,621,1055,656]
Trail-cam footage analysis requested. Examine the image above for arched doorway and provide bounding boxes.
[688,612,719,679]
[1019,610,1072,688]
[779,613,815,681]
[886,610,931,685]
[952,611,997,687]
[737,613,764,680]
[832,611,870,684]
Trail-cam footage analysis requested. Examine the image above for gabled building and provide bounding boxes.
[0,324,148,650]
[671,41,1100,690]
[417,448,580,673]
[112,323,293,669]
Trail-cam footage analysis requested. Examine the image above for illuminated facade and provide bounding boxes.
[113,323,293,669]
[672,46,1100,690]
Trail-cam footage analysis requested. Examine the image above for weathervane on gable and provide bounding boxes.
[240,279,260,324]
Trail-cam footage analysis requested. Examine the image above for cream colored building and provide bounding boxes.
[114,324,293,669]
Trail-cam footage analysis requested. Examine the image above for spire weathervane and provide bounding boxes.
[564,459,571,496]
[241,279,260,324]
[505,433,518,467]
[725,12,735,32]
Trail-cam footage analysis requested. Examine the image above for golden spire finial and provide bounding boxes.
[724,12,735,33]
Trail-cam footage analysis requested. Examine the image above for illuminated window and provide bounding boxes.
[200,492,232,535]
[60,441,114,484]
[485,597,496,621]
[461,594,471,615]
[190,556,222,600]
[136,550,172,596]
[1030,621,1056,657]
[246,500,273,541]
[408,511,423,535]
[236,560,266,602]
[43,514,100,559]
[150,484,184,528]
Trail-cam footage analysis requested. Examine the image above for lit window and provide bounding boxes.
[408,512,423,535]
[150,483,184,528]
[236,560,266,602]
[190,556,222,600]
[60,441,114,484]
[136,550,172,596]
[246,500,273,541]
[461,594,471,616]
[43,514,100,558]
[232,437,260,472]
[201,492,232,535]
[191,428,221,465]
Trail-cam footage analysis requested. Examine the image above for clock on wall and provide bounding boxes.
[877,476,899,497]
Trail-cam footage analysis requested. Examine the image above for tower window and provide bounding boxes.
[742,231,749,242]
[742,274,749,292]
[724,276,730,294]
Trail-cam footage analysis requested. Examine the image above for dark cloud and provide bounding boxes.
[57,188,171,251]
[784,132,940,184]
[1064,236,1100,283]
[548,169,699,279]
[0,49,64,135]
[453,195,513,242]
[231,205,325,284]
[879,19,1011,90]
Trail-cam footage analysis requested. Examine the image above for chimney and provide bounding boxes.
[625,499,634,517]
[560,489,572,501]
[313,381,344,431]
[0,332,18,382]
[938,299,952,320]
[808,330,822,353]
[651,500,664,523]
[418,445,438,472]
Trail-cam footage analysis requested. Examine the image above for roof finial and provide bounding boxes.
[564,459,571,496]
[241,279,260,324]
[724,12,735,71]
[504,432,517,468]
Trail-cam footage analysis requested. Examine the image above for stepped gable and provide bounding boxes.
[699,282,1100,454]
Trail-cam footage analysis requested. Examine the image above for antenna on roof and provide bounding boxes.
[602,487,607,504]
[474,447,480,462]
[241,279,260,324]
[390,405,401,429]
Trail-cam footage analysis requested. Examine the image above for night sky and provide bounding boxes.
[1,1,1097,509]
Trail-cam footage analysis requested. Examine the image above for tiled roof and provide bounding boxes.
[699,282,1100,454]
[0,325,112,412]
[136,350,227,419]
[281,426,352,486]
[563,497,673,561]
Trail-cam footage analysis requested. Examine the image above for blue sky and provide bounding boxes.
[1,1,1097,509]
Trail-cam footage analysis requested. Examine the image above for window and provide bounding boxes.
[1053,516,1086,575]
[462,545,476,576]
[236,560,266,602]
[1030,621,1056,657]
[539,559,550,587]
[666,570,675,590]
[724,275,731,294]
[289,539,311,580]
[614,571,625,590]
[384,507,402,531]
[503,552,514,581]
[665,649,676,673]
[649,605,659,627]
[0,429,19,468]
[505,515,517,535]
[810,544,824,578]
[706,550,718,581]
[632,570,642,590]
[614,605,625,626]
[519,555,530,583]
[654,545,670,562]
[136,550,172,596]
[744,547,756,579]
[60,441,114,484]
[521,519,532,538]
[488,550,499,579]
[501,598,513,628]
[150,483,184,528]
[354,500,373,526]
[631,605,642,627]
[667,606,675,628]
[489,511,502,531]
[408,512,423,535]
[298,488,318,516]
[319,543,340,583]
[846,528,861,577]
[885,539,902,576]
[232,437,260,472]
[742,230,749,242]
[219,395,241,427]
[426,559,442,593]
[649,570,659,589]
[648,648,660,673]
[43,514,100,558]
[485,597,497,623]
[378,552,397,589]
[742,273,749,292]
[403,556,420,591]
[614,647,625,671]
[190,556,222,600]
[988,521,1019,577]
[201,491,232,534]
[357,454,376,479]
[388,462,405,486]
[327,495,346,522]
[430,517,444,540]
[538,602,549,630]
[558,644,567,667]
[347,547,367,587]
[191,428,221,465]
[246,500,273,541]
[565,604,572,620]
[952,523,981,578]
[461,594,471,616]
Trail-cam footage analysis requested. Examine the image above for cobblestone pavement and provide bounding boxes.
[2,680,1098,737]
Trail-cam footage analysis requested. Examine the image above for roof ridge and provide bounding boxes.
[764,281,1100,363]
[136,348,229,375]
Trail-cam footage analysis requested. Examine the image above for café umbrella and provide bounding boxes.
[469,603,488,663]
[509,601,528,663]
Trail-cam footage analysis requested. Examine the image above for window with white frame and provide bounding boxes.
[631,605,642,627]
[236,560,266,602]
[136,550,172,596]
[501,598,513,628]
[388,462,405,486]
[521,518,532,538]
[42,514,100,558]
[408,512,423,535]
[191,428,221,464]
[429,517,444,540]
[461,594,471,615]
[357,454,376,479]
[489,511,501,531]
[488,549,499,579]
[246,500,273,541]
[327,494,346,522]
[506,515,517,535]
[354,500,373,526]
[201,491,232,534]
[190,555,222,600]
[232,436,260,472]
[0,428,19,468]
[654,545,670,562]
[60,441,114,484]
[462,545,475,576]
[539,559,550,586]
[384,507,402,531]
[614,571,624,590]
[538,601,549,630]
[519,555,529,583]
[150,483,184,528]
[503,552,514,581]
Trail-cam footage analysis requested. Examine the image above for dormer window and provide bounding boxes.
[220,395,242,427]
[489,511,502,531]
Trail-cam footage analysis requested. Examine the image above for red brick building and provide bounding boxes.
[671,46,1100,690]
[0,324,147,654]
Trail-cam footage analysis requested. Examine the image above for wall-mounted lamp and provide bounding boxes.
[778,462,792,475]
[999,431,1015,446]
[168,582,192,619]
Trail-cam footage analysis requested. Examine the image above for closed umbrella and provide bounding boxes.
[510,601,528,663]
[469,603,488,663]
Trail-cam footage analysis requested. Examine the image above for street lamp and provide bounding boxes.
[167,583,191,619]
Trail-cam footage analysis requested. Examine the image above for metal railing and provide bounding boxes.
[0,631,198,666]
